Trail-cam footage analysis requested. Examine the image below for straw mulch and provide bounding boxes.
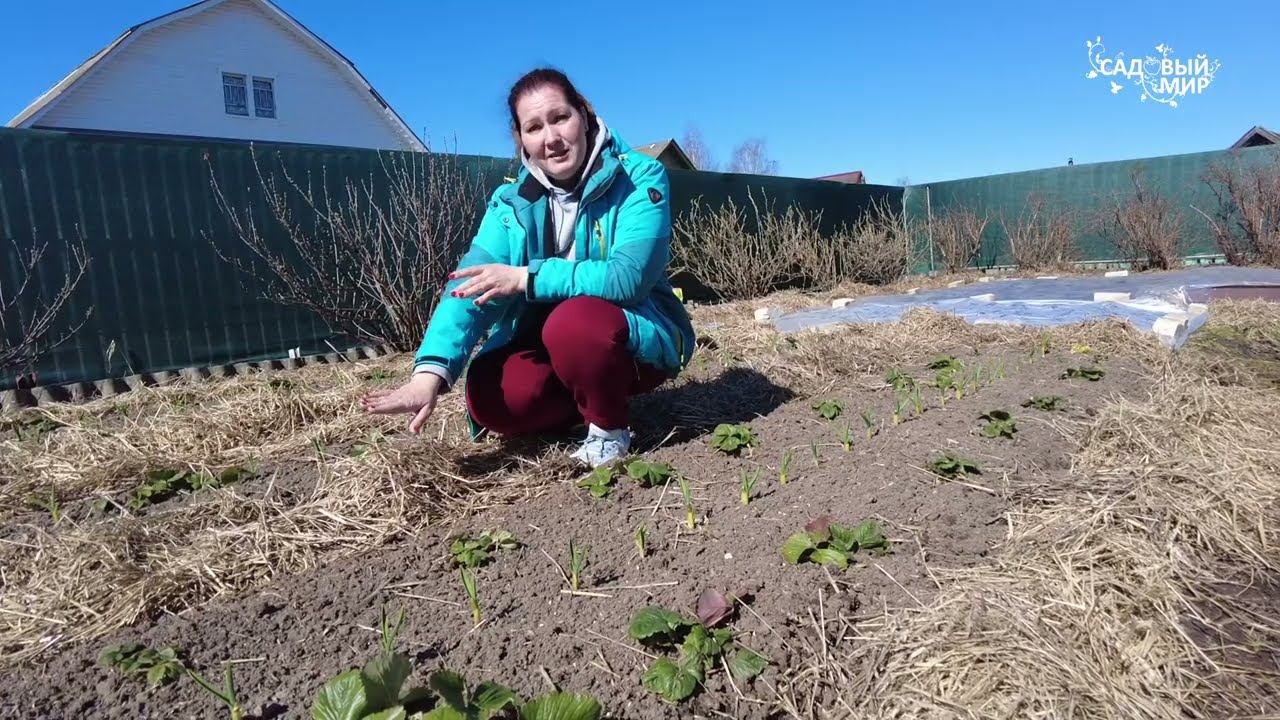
[774,301,1280,719]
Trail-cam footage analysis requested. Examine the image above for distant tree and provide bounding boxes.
[895,176,912,187]
[728,138,780,175]
[681,126,717,171]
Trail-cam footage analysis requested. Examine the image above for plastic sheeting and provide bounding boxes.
[772,267,1280,348]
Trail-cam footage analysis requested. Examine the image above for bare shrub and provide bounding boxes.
[929,207,989,273]
[671,189,816,300]
[1198,155,1280,266]
[1000,194,1077,271]
[208,147,486,351]
[794,198,915,288]
[1095,168,1185,270]
[1,235,91,378]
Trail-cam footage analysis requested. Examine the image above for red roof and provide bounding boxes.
[813,170,866,184]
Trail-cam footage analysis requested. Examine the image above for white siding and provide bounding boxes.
[33,0,416,150]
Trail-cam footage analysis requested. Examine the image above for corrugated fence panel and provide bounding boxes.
[903,144,1280,269]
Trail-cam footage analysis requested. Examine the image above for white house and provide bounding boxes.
[7,0,424,151]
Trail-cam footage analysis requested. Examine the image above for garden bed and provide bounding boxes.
[2,293,1277,719]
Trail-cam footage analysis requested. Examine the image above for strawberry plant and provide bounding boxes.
[128,466,252,511]
[576,465,617,498]
[927,452,982,478]
[634,524,648,558]
[425,671,601,720]
[678,476,696,529]
[813,399,843,421]
[311,609,602,719]
[568,540,588,591]
[628,605,768,703]
[1063,366,1105,381]
[460,569,481,626]
[884,368,915,392]
[1024,395,1067,411]
[449,529,518,569]
[99,643,184,687]
[978,410,1017,439]
[625,459,673,488]
[934,371,954,406]
[780,516,889,570]
[710,423,754,454]
[739,468,760,505]
[928,355,964,372]
[778,448,794,485]
[311,608,433,719]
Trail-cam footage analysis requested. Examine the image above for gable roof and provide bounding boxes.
[1230,125,1280,149]
[814,170,866,184]
[7,0,425,151]
[631,139,697,171]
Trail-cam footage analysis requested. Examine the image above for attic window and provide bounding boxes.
[253,77,276,119]
[222,73,248,116]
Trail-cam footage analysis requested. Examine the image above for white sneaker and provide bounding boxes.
[570,423,632,468]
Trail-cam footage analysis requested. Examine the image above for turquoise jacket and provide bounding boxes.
[413,133,696,431]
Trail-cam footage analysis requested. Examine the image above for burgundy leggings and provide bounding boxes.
[465,296,668,436]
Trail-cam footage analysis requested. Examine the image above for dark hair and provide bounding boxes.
[507,68,599,140]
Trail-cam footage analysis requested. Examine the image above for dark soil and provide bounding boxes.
[2,349,1150,719]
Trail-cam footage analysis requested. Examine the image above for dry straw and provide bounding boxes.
[774,301,1280,719]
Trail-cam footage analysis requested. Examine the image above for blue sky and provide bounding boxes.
[2,0,1274,184]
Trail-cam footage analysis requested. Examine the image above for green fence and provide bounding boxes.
[903,144,1280,270]
[0,128,899,391]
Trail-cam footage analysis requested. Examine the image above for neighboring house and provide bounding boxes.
[7,0,424,151]
[1230,126,1280,149]
[631,139,697,171]
[813,170,866,184]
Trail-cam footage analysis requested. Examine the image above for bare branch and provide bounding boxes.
[728,138,780,176]
[0,232,92,377]
[205,145,486,351]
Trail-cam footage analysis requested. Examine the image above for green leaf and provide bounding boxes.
[628,606,693,646]
[519,691,602,720]
[809,548,849,569]
[362,652,413,711]
[641,658,700,703]
[428,670,468,710]
[853,520,888,550]
[419,709,467,720]
[311,669,368,720]
[472,682,520,717]
[679,625,730,671]
[146,662,176,687]
[780,532,817,564]
[364,708,407,720]
[828,524,857,553]
[727,647,769,683]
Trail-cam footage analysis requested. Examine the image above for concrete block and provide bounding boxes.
[1035,275,1059,280]
[906,287,919,295]
[753,307,773,324]
[947,280,965,288]
[830,297,857,309]
[1093,291,1131,302]
[977,276,992,283]
[1104,269,1130,278]
[1187,303,1209,317]
[969,293,996,302]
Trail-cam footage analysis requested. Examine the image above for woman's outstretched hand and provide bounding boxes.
[362,372,445,434]
[448,264,528,305]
